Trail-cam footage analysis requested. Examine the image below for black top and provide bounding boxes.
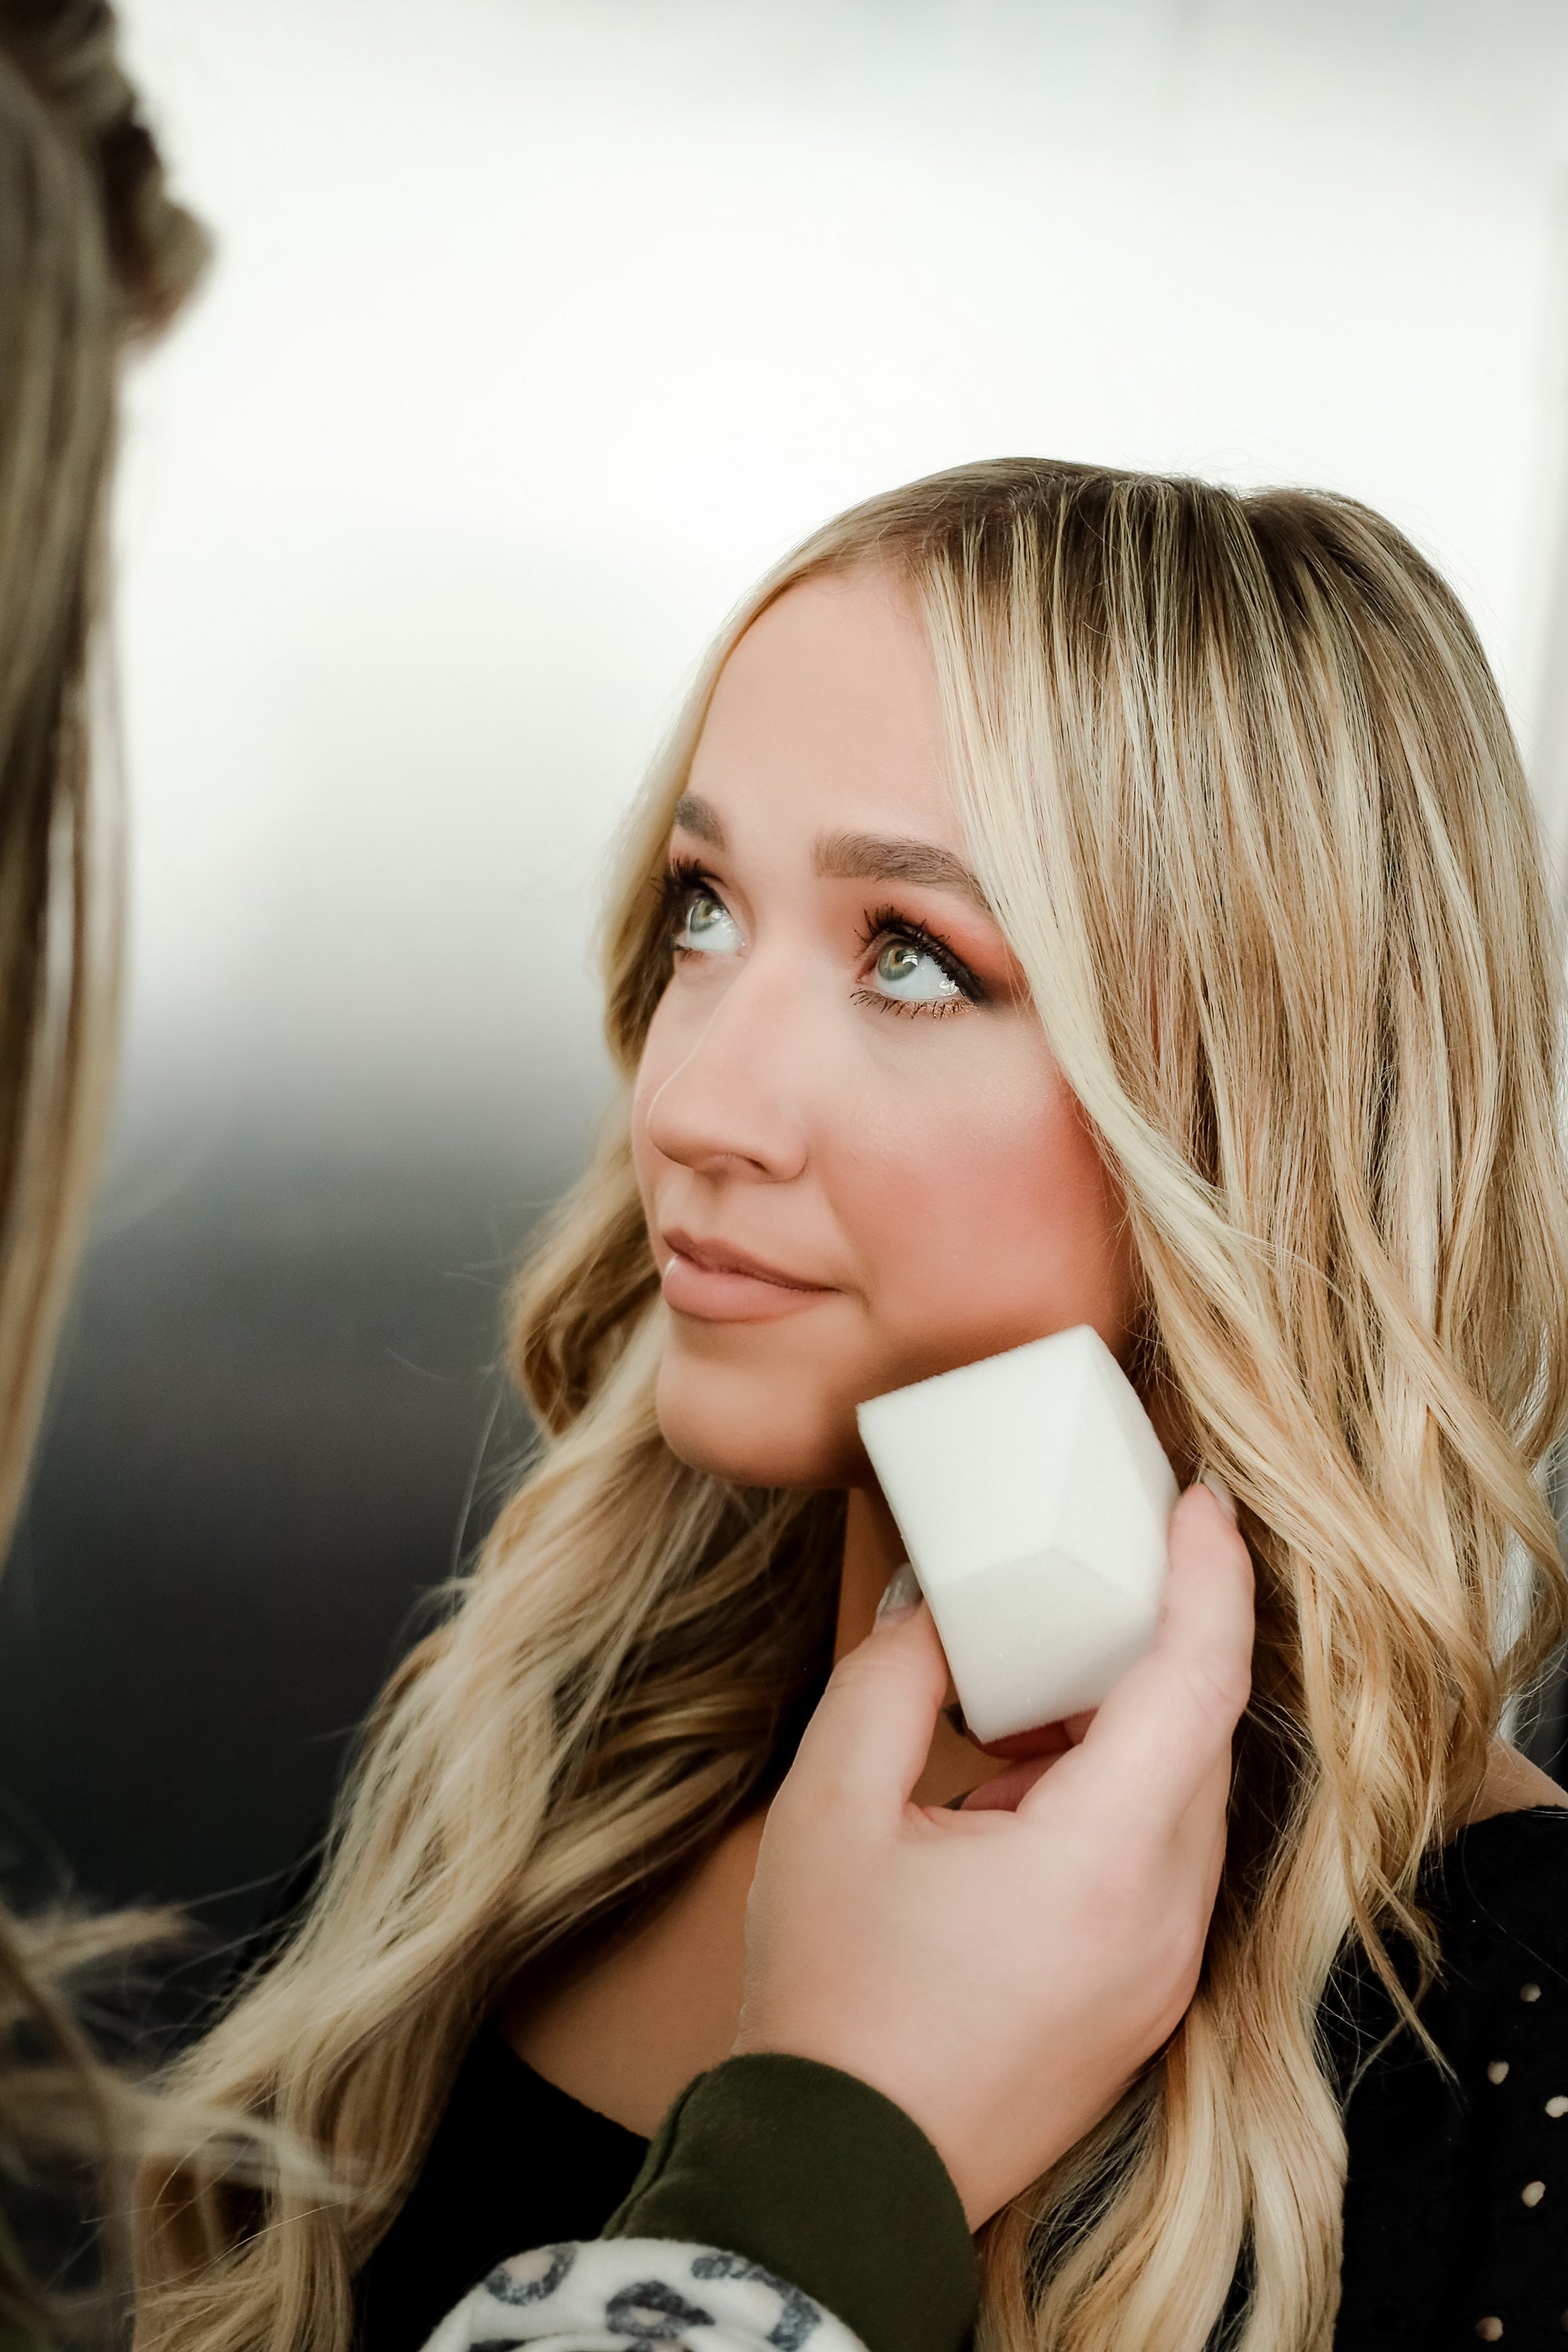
[355,1806,1568,2352]
[356,2021,650,2352]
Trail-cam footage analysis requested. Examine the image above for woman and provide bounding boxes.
[137,459,1568,2352]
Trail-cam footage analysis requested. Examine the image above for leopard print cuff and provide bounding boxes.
[419,2235,871,2352]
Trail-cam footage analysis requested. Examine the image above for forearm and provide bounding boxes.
[419,2052,978,2352]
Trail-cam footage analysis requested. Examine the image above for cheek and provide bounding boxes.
[837,1034,1137,1377]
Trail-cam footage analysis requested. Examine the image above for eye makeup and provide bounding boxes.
[852,903,987,1015]
[660,852,719,920]
[658,855,989,1020]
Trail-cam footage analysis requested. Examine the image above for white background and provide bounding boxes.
[109,0,1568,1172]
[8,2,1565,1920]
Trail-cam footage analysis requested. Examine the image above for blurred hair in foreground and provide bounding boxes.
[0,5,301,2343]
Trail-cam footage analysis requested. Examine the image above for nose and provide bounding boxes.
[641,962,809,1183]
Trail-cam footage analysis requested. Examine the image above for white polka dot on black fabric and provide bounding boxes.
[1475,2318,1503,2342]
[1523,2180,1547,2208]
[1521,1981,1543,2002]
[1488,2060,1510,2083]
[1547,2093,1568,2118]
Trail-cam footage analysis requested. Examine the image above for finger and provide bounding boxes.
[1017,1483,1253,1831]
[1082,1481,1253,1791]
[976,1720,1074,1762]
[952,1748,1071,1811]
[1171,1744,1234,1885]
[785,1597,953,1822]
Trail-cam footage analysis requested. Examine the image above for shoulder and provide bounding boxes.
[1431,1799,1568,1964]
[1335,1806,1568,2346]
[1424,1802,1568,2098]
[1461,1740,1568,1829]
[1421,1801,1568,2108]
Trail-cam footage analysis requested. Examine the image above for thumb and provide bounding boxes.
[1042,1482,1253,1831]
[785,1597,951,1825]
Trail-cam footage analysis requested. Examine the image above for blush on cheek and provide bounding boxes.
[841,1078,1137,1384]
[630,954,1139,1483]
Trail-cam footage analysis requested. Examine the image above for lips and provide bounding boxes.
[659,1228,836,1323]
[662,1229,826,1289]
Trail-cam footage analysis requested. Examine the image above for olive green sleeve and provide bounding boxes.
[601,2053,978,2352]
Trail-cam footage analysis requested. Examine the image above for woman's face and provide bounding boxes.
[631,564,1144,1489]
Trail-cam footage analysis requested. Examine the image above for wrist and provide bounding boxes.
[728,2027,985,2225]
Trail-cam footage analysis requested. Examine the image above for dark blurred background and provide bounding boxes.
[0,1139,548,1984]
[1,0,1566,2028]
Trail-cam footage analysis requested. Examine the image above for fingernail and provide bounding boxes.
[874,1561,922,1623]
[1200,1468,1238,1524]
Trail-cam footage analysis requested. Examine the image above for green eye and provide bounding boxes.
[678,890,741,954]
[873,938,961,1003]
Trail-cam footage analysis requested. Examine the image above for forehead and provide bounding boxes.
[685,567,957,848]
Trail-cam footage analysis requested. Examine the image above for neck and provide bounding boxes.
[826,1482,1014,1806]
[831,1483,906,1664]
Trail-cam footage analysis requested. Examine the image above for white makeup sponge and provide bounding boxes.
[855,1326,1178,1744]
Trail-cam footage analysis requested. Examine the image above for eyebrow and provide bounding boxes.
[672,791,725,845]
[670,792,991,913]
[815,829,990,911]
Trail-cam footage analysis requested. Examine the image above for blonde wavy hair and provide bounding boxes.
[134,459,1568,2352]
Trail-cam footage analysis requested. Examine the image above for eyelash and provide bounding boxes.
[851,903,985,1018]
[659,861,986,1018]
[660,854,714,913]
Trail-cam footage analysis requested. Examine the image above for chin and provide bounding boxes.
[655,1352,862,1489]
